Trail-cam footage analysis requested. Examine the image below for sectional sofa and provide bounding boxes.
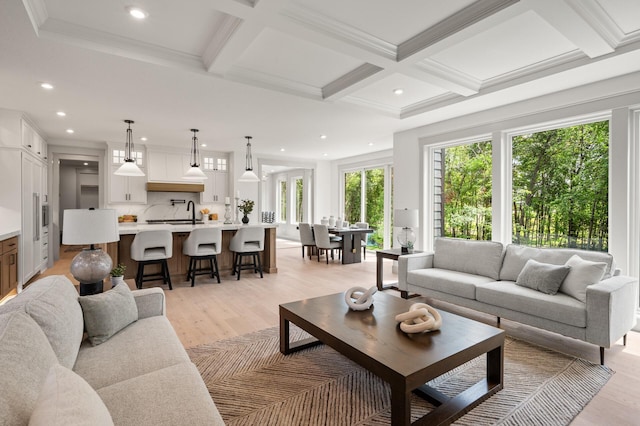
[398,237,638,364]
[0,275,224,425]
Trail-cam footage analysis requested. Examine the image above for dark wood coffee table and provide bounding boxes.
[280,292,504,425]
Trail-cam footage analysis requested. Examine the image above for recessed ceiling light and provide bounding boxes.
[200,143,207,147]
[140,137,147,141]
[368,142,374,146]
[127,6,148,19]
[83,162,88,166]
[280,148,285,152]
[40,82,54,90]
[56,111,66,117]
[393,88,404,95]
[66,129,74,134]
[320,134,327,139]
[323,153,328,157]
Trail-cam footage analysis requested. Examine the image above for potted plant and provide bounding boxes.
[110,263,127,287]
[238,199,255,224]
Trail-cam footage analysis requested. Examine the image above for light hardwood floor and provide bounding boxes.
[42,240,640,425]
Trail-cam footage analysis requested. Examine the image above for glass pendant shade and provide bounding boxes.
[114,119,145,177]
[183,129,207,180]
[238,136,260,182]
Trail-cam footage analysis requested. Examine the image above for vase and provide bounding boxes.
[110,276,125,288]
[242,213,249,224]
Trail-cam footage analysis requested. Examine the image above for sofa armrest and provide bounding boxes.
[132,288,166,319]
[397,252,434,291]
[586,275,638,347]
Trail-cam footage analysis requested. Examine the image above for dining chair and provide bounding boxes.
[355,222,369,259]
[314,224,342,264]
[298,223,315,259]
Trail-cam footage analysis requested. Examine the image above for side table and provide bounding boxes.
[375,248,422,298]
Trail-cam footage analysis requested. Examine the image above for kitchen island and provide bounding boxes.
[106,223,278,281]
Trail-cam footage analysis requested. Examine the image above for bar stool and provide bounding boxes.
[229,227,264,280]
[182,228,222,286]
[130,230,173,290]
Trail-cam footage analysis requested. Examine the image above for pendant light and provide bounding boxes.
[114,120,145,176]
[183,128,207,180]
[238,136,260,182]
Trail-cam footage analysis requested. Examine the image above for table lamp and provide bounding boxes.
[62,209,120,295]
[394,208,418,253]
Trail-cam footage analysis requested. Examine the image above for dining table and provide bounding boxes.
[329,227,374,264]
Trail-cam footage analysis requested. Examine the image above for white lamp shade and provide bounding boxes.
[62,209,120,245]
[183,166,208,180]
[114,161,145,177]
[394,208,419,228]
[238,169,260,182]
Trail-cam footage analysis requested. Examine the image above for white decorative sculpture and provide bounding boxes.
[395,303,442,333]
[344,286,377,311]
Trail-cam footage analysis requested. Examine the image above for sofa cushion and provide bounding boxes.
[97,362,225,426]
[560,255,607,303]
[500,245,614,282]
[0,275,84,369]
[516,259,571,295]
[29,364,114,426]
[0,311,59,425]
[476,281,587,328]
[79,283,139,346]
[433,238,504,280]
[74,315,191,390]
[407,268,496,300]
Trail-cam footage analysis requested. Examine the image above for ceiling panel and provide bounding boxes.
[43,0,226,56]
[430,10,578,81]
[596,0,640,34]
[347,73,449,111]
[235,28,364,88]
[291,0,475,45]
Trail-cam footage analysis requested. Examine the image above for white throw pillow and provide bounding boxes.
[29,364,114,426]
[560,254,607,303]
[78,283,138,346]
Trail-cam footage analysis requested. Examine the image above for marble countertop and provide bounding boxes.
[118,222,277,235]
[0,229,20,241]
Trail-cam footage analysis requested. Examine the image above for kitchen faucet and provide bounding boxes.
[187,200,195,225]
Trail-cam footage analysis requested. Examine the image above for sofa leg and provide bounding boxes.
[600,347,605,365]
[496,317,501,326]
[400,290,409,299]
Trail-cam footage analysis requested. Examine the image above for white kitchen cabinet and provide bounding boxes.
[109,165,147,203]
[201,170,228,203]
[147,151,192,182]
[21,153,44,283]
[21,119,47,160]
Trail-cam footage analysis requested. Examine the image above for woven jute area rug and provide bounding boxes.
[187,326,612,425]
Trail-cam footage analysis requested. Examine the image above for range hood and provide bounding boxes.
[146,182,204,193]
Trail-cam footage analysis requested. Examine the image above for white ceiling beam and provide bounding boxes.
[526,0,615,58]
[21,0,48,35]
[322,64,385,100]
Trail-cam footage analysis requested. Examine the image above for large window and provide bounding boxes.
[512,121,609,250]
[435,140,492,240]
[278,180,287,222]
[294,177,303,223]
[343,166,390,249]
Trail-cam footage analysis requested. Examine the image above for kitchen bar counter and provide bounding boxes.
[107,223,278,281]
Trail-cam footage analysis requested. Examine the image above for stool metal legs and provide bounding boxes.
[232,252,264,280]
[135,259,173,290]
[186,255,221,286]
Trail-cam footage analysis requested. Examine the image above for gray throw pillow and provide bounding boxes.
[78,283,138,346]
[516,259,571,295]
[559,254,607,303]
[29,364,114,426]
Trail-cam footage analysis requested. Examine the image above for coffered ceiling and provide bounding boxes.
[2,0,640,160]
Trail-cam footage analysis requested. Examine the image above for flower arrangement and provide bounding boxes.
[110,264,126,277]
[238,199,254,215]
[200,208,210,215]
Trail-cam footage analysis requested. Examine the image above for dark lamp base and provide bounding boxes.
[79,281,104,296]
[401,246,408,254]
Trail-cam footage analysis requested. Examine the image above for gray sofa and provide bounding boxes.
[398,238,639,364]
[0,275,224,425]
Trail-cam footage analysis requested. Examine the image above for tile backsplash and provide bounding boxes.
[109,192,228,222]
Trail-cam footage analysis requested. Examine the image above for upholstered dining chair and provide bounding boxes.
[314,224,342,264]
[130,230,173,290]
[298,223,316,259]
[355,222,369,259]
[229,226,265,280]
[183,227,222,286]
